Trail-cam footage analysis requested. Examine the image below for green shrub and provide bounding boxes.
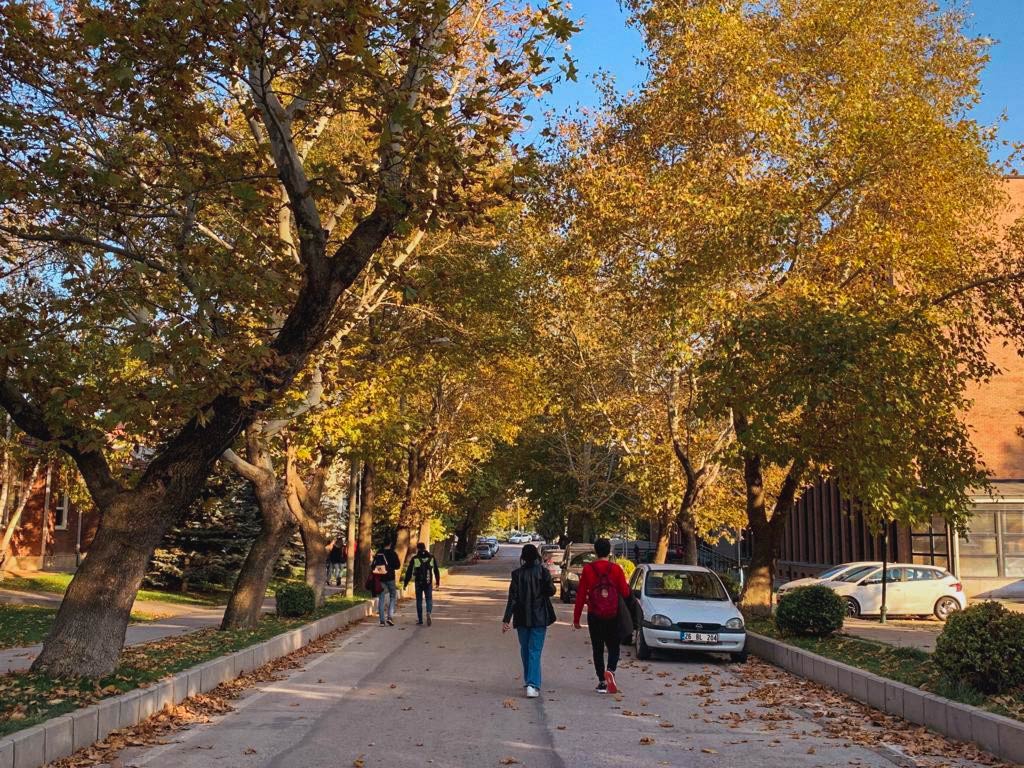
[615,557,637,582]
[775,585,845,637]
[275,583,316,617]
[934,601,1024,694]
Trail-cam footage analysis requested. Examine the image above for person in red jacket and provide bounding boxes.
[573,537,630,694]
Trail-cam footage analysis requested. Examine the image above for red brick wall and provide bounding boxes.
[963,178,1024,479]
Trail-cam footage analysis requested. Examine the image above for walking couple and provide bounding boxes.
[503,538,629,698]
[368,540,440,627]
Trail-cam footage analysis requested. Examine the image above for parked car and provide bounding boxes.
[776,561,882,598]
[531,532,544,542]
[476,541,495,560]
[630,564,747,662]
[559,544,596,603]
[822,563,966,620]
[480,536,499,555]
[511,532,533,544]
[541,546,563,586]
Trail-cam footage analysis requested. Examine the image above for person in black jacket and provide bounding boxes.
[371,539,401,626]
[502,544,556,699]
[402,542,441,626]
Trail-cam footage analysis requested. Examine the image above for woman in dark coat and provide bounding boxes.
[502,543,557,698]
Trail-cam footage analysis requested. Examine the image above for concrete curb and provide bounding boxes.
[746,631,1024,765]
[0,600,375,768]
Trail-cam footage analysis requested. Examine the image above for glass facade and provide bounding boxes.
[958,503,1024,578]
[910,515,950,569]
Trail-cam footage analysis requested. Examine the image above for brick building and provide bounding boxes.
[778,177,1024,599]
[1,460,100,572]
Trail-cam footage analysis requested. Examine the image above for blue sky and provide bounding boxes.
[537,0,1023,164]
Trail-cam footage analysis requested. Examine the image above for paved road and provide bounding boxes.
[101,547,1004,768]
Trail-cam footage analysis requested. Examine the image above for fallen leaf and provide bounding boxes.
[640,736,655,745]
[499,758,520,765]
[701,748,718,754]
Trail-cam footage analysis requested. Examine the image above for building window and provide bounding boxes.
[54,493,69,530]
[1003,510,1024,578]
[910,515,949,569]
[959,509,998,577]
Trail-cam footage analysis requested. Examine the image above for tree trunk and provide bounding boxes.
[654,528,670,564]
[354,461,375,589]
[221,478,294,630]
[418,518,431,551]
[344,460,359,598]
[0,460,41,567]
[30,489,170,676]
[738,446,805,617]
[395,525,412,568]
[299,518,330,607]
[677,512,699,566]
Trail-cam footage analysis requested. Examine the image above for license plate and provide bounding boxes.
[680,632,718,643]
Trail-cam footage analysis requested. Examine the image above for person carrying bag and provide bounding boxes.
[502,543,557,699]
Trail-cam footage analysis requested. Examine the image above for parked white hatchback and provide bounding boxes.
[630,564,747,662]
[776,561,882,599]
[822,563,967,621]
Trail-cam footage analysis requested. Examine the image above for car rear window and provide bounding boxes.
[644,570,727,601]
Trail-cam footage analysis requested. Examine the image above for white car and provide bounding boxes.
[509,532,531,544]
[776,561,881,598]
[630,564,747,662]
[822,563,967,621]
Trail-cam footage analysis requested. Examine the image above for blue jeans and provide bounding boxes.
[415,583,433,622]
[516,626,547,689]
[377,580,397,622]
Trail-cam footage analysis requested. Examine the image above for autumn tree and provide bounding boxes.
[619,0,1024,613]
[0,0,576,675]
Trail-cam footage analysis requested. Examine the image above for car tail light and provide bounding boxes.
[953,582,963,592]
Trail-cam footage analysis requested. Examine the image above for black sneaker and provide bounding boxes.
[416,620,424,625]
[595,682,608,694]
[386,618,395,626]
[427,614,432,626]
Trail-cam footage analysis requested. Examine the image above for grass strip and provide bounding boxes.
[0,573,223,607]
[0,593,365,737]
[0,605,154,651]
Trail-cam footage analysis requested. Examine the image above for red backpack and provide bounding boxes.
[586,561,619,619]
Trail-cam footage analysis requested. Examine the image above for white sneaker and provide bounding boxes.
[525,686,539,698]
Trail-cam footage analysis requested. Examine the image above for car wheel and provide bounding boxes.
[844,597,861,618]
[730,650,748,663]
[934,596,961,622]
[560,588,572,604]
[635,627,652,660]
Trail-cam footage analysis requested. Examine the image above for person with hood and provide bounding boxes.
[502,543,557,699]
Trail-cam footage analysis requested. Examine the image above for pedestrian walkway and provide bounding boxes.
[841,618,941,651]
[104,551,997,768]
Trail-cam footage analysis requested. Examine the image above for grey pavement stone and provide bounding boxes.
[996,713,1024,764]
[883,681,906,719]
[172,671,190,704]
[137,686,158,721]
[923,694,948,733]
[836,663,854,697]
[233,648,255,677]
[969,710,1001,756]
[0,738,12,768]
[946,701,974,743]
[96,698,120,741]
[10,725,44,768]
[187,668,202,698]
[866,674,887,711]
[153,680,174,713]
[118,689,142,729]
[849,668,870,705]
[71,705,99,751]
[902,685,927,726]
[43,714,74,764]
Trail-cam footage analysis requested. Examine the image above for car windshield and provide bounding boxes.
[818,564,853,580]
[833,565,877,583]
[570,552,597,567]
[644,570,727,601]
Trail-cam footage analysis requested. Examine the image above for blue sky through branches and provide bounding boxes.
[536,0,1022,164]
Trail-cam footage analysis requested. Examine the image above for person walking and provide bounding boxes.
[371,539,401,626]
[573,537,630,694]
[403,541,441,626]
[327,540,345,587]
[502,543,556,699]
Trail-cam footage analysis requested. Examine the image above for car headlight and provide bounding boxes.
[725,617,745,630]
[567,572,579,582]
[650,614,673,628]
